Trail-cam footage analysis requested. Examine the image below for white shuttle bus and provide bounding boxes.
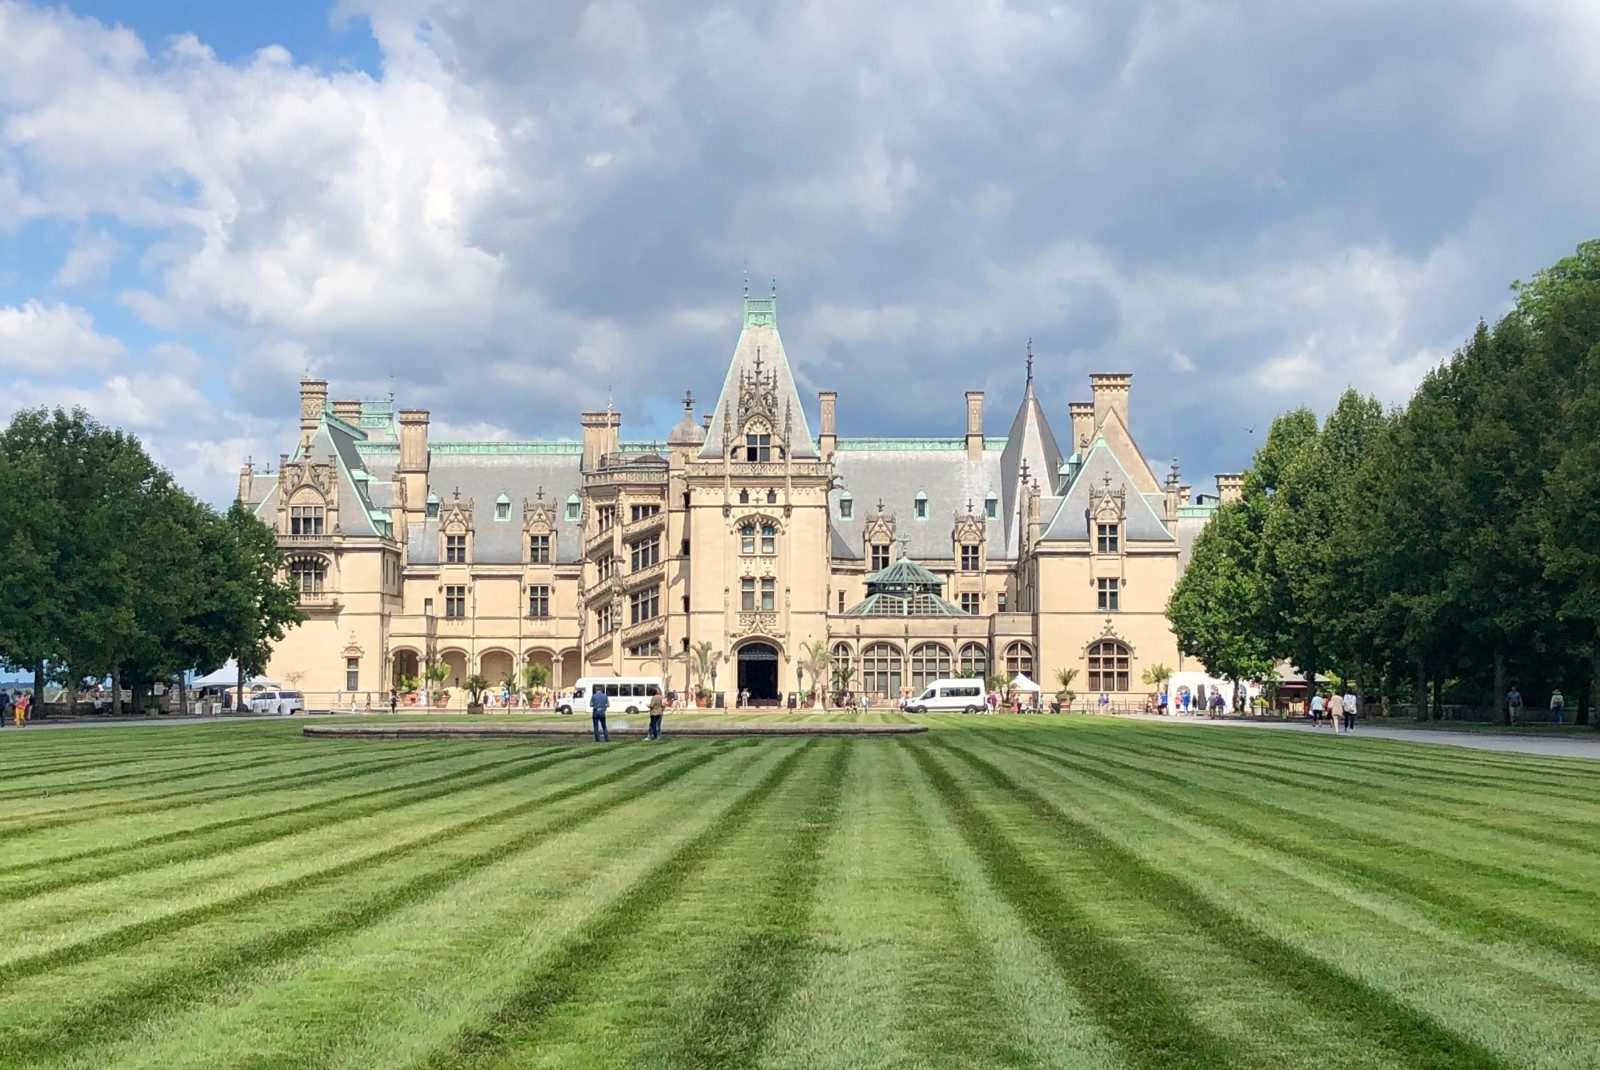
[902,678,987,714]
[557,677,664,715]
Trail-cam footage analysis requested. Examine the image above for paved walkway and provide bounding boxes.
[1126,714,1600,761]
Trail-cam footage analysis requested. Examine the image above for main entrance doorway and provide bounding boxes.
[736,642,780,704]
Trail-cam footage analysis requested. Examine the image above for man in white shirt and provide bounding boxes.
[1342,691,1357,732]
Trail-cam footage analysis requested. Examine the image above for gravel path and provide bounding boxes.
[1128,714,1600,761]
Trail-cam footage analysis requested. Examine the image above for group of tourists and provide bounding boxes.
[589,688,666,743]
[0,690,33,727]
[1506,686,1568,724]
[1307,690,1359,733]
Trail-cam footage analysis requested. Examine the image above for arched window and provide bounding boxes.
[832,642,853,687]
[740,523,756,555]
[766,488,778,504]
[289,557,326,595]
[959,643,989,679]
[1087,641,1131,692]
[739,488,750,504]
[910,643,952,692]
[761,523,776,554]
[860,643,902,697]
[1004,641,1034,678]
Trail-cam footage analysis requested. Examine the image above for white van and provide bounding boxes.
[248,690,306,716]
[557,677,663,715]
[903,679,987,714]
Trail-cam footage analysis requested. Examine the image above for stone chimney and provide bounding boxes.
[331,399,362,427]
[965,391,984,461]
[299,379,328,448]
[237,460,254,506]
[1216,473,1244,504]
[1090,373,1131,431]
[581,411,622,473]
[818,391,837,460]
[1069,401,1095,453]
[396,409,430,518]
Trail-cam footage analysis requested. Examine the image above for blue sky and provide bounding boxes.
[2,0,1599,505]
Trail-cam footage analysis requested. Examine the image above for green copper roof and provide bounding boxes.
[744,295,777,328]
[842,555,968,617]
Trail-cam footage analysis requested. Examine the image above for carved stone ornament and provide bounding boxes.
[440,492,475,534]
[1081,617,1134,656]
[523,490,556,534]
[862,500,897,546]
[952,503,985,546]
[729,511,784,535]
[737,349,780,435]
[731,611,781,639]
[280,450,336,503]
[1088,477,1126,524]
[342,633,364,659]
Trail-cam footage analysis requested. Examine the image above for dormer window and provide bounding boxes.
[745,433,772,462]
[1097,523,1120,554]
[839,492,853,520]
[565,495,581,521]
[984,493,998,520]
[425,494,440,520]
[914,492,928,520]
[290,505,324,536]
[446,534,467,564]
[871,543,891,570]
[495,495,510,521]
[529,534,551,563]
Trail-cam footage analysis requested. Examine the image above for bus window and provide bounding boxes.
[605,684,619,697]
[647,685,660,695]
[573,687,586,697]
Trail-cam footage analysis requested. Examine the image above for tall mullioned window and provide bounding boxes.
[959,643,988,678]
[528,585,550,618]
[346,657,359,692]
[760,577,776,611]
[960,544,981,571]
[761,524,776,554]
[289,558,325,594]
[444,585,467,619]
[630,535,660,572]
[745,433,772,461]
[529,534,551,563]
[1004,642,1033,677]
[870,544,891,570]
[629,585,660,625]
[630,503,660,522]
[1088,641,1130,692]
[741,577,756,611]
[1097,577,1120,612]
[741,524,756,555]
[1097,523,1120,554]
[446,535,467,563]
[960,592,980,615]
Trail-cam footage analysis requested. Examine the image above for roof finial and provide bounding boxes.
[898,534,910,560]
[743,262,749,298]
[683,390,694,412]
[771,278,777,299]
[1026,338,1034,386]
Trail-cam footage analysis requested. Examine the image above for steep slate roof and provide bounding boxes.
[828,440,1007,560]
[1039,436,1175,544]
[999,373,1065,557]
[699,295,818,460]
[367,444,588,565]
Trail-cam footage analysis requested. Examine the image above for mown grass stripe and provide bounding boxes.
[941,737,1513,1070]
[0,743,745,1069]
[416,740,819,1070]
[0,745,676,988]
[1064,736,1600,905]
[0,738,295,783]
[907,742,1251,1070]
[1011,738,1600,977]
[0,745,440,823]
[0,748,583,896]
[1087,734,1600,858]
[663,741,851,1070]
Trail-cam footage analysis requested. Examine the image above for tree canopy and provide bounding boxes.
[0,407,303,709]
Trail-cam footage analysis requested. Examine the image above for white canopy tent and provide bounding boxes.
[191,660,278,691]
[1009,674,1043,692]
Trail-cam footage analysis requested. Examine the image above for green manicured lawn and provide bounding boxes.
[1,716,1596,1068]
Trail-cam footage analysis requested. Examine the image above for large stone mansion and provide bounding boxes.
[241,292,1228,706]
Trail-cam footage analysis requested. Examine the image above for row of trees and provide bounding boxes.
[0,408,304,712]
[1169,240,1600,722]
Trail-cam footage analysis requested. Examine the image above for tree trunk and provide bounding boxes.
[111,667,122,717]
[1356,661,1368,722]
[67,676,78,716]
[1494,647,1508,725]
[1432,670,1445,720]
[179,674,189,717]
[1589,625,1600,728]
[1415,659,1428,722]
[236,659,245,714]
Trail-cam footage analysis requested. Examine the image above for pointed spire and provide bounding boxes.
[1025,338,1034,391]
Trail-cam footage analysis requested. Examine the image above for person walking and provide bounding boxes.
[0,690,10,727]
[1327,692,1345,734]
[1310,692,1325,727]
[591,687,611,742]
[1551,688,1566,725]
[1342,690,1357,732]
[647,689,664,740]
[1508,686,1523,723]
[15,691,29,727]
[389,689,398,715]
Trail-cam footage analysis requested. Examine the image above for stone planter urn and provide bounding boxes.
[467,703,485,715]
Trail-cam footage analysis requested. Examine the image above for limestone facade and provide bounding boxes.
[240,293,1223,707]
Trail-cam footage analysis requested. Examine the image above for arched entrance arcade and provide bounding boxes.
[736,641,781,704]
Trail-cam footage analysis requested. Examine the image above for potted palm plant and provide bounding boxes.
[422,662,451,708]
[521,664,550,709]
[1053,667,1078,713]
[686,640,721,707]
[831,665,855,708]
[463,674,489,715]
[797,638,832,710]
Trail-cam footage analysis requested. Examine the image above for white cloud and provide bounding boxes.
[0,299,124,372]
[53,227,118,286]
